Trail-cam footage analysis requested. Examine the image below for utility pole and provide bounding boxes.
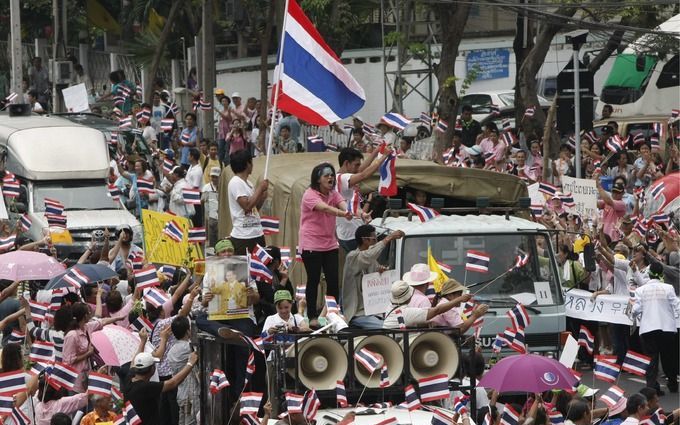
[9,0,22,101]
[201,0,215,139]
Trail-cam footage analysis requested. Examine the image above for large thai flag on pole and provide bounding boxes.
[273,0,365,126]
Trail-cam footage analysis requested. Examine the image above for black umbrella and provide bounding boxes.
[44,264,118,290]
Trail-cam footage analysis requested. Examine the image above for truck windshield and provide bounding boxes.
[401,233,561,305]
[33,182,118,211]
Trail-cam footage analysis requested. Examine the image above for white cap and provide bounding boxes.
[352,116,364,123]
[465,145,482,156]
[231,92,241,98]
[210,167,221,177]
[132,352,160,370]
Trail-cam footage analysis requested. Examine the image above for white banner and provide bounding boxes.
[564,288,680,327]
[561,176,598,219]
[62,83,90,113]
[361,269,399,316]
[527,183,546,206]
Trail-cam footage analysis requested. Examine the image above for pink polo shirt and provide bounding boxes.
[299,188,344,252]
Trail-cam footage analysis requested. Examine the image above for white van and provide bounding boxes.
[373,209,565,355]
[0,113,140,262]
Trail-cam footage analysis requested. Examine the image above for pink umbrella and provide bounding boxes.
[478,353,578,393]
[0,251,65,281]
[91,325,145,367]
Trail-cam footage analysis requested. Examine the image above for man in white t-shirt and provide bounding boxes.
[336,147,388,252]
[227,149,269,255]
[201,167,221,248]
[186,148,204,227]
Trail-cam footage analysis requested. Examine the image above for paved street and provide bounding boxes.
[580,370,680,409]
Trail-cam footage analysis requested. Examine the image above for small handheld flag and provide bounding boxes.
[187,227,207,243]
[182,188,201,205]
[507,303,531,329]
[336,380,348,407]
[378,152,397,196]
[162,220,184,242]
[260,216,280,235]
[594,358,620,383]
[209,369,230,394]
[417,374,450,402]
[87,372,113,397]
[621,350,651,376]
[466,250,490,273]
[354,347,382,374]
[577,325,595,355]
[143,287,171,309]
[407,202,440,223]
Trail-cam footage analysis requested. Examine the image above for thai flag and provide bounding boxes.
[87,372,113,397]
[578,325,595,355]
[124,401,142,425]
[646,409,667,425]
[11,407,30,425]
[63,268,89,289]
[199,100,212,110]
[167,102,179,117]
[404,384,422,411]
[29,362,52,377]
[160,118,175,132]
[606,135,625,153]
[512,253,530,270]
[376,418,399,425]
[118,116,133,128]
[111,384,123,404]
[436,260,452,274]
[370,402,393,409]
[650,182,665,201]
[46,214,67,228]
[0,235,15,252]
[418,374,450,402]
[466,250,490,273]
[379,152,397,196]
[442,147,456,164]
[130,315,153,334]
[113,95,126,106]
[325,295,339,314]
[419,111,431,125]
[8,329,24,344]
[379,363,390,388]
[272,0,365,125]
[261,216,280,235]
[489,104,500,116]
[503,327,526,353]
[181,188,201,205]
[501,119,512,131]
[108,184,122,201]
[192,99,200,111]
[285,392,305,414]
[549,410,565,425]
[594,359,620,383]
[354,347,382,374]
[538,182,558,196]
[336,380,348,407]
[560,193,575,208]
[394,308,406,330]
[253,244,273,265]
[135,85,143,98]
[16,214,30,234]
[117,85,132,97]
[425,282,436,302]
[347,190,361,215]
[5,92,18,102]
[453,395,469,414]
[431,409,455,425]
[505,304,531,329]
[302,389,321,420]
[362,123,377,135]
[49,362,79,391]
[280,246,291,264]
[671,108,680,119]
[127,251,145,270]
[2,179,20,198]
[136,108,151,123]
[0,396,13,416]
[249,255,273,283]
[524,106,535,118]
[143,287,170,309]
[633,132,646,146]
[633,220,648,238]
[650,212,670,224]
[29,300,49,322]
[622,350,651,376]
[136,177,155,195]
[162,158,175,175]
[324,143,339,152]
[30,340,56,363]
[135,265,160,290]
[44,198,64,215]
[530,205,544,218]
[582,130,597,144]
[407,202,439,223]
[209,369,230,394]
[599,385,625,409]
[163,220,184,242]
[435,120,448,133]
[295,285,306,299]
[380,112,412,130]
[501,132,516,148]
[307,135,323,144]
[188,227,206,243]
[501,404,520,425]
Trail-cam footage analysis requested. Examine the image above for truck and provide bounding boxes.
[0,112,141,262]
[217,152,565,356]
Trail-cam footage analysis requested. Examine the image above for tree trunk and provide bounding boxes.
[433,3,471,161]
[145,0,183,103]
[257,1,276,151]
[201,0,215,137]
[513,0,534,132]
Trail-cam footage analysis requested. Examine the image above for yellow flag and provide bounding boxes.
[86,0,121,34]
[50,228,73,245]
[427,243,448,292]
[148,8,166,34]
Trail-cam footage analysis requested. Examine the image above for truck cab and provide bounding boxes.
[0,113,141,262]
[373,207,564,356]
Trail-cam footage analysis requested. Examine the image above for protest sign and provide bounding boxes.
[527,183,545,206]
[362,270,399,316]
[203,256,249,321]
[564,289,633,325]
[141,209,203,267]
[561,176,598,219]
[62,83,90,113]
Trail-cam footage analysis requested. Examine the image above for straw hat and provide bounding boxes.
[440,278,466,296]
[402,263,437,286]
[391,280,414,304]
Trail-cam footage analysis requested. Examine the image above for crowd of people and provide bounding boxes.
[0,74,678,425]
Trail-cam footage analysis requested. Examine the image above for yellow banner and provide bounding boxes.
[141,209,204,267]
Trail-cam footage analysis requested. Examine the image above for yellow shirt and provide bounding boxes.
[203,158,222,184]
[80,410,118,425]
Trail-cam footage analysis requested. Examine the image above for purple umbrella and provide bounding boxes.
[0,251,66,281]
[478,354,578,393]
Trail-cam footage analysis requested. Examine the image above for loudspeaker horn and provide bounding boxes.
[408,332,459,380]
[287,338,348,390]
[353,335,404,388]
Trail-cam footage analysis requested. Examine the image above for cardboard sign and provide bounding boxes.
[141,209,203,267]
[561,176,598,219]
[361,269,399,316]
[62,83,90,113]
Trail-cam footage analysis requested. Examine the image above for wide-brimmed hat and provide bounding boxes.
[402,263,438,286]
[440,278,466,296]
[391,280,414,304]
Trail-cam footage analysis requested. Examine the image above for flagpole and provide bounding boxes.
[263,0,291,180]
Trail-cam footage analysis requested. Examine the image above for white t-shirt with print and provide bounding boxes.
[228,176,263,239]
[335,173,363,241]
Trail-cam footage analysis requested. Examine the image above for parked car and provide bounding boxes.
[459,91,551,122]
[593,115,672,151]
[479,105,550,131]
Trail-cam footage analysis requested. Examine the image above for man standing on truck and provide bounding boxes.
[336,147,388,252]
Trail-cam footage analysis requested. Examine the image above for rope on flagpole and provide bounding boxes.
[263,0,291,180]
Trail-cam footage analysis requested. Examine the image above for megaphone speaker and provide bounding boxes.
[8,104,31,117]
[353,335,404,388]
[408,332,459,380]
[288,338,348,390]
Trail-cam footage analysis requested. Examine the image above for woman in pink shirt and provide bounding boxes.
[299,163,351,323]
[62,302,120,392]
[34,375,88,425]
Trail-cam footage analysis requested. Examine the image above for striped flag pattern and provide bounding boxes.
[466,250,490,273]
